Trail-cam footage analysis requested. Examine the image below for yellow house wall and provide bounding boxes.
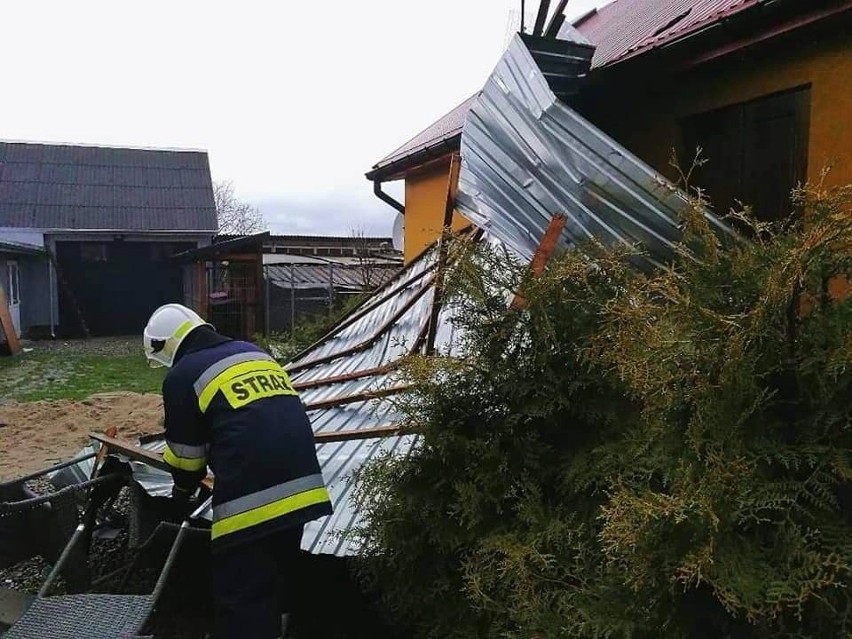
[402,159,470,263]
[583,28,852,190]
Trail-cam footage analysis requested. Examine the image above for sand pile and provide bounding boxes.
[0,392,163,481]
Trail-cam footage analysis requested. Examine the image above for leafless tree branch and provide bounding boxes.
[215,180,266,235]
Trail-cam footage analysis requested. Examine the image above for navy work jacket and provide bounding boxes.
[162,334,332,551]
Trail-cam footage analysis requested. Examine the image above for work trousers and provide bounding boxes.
[213,525,304,639]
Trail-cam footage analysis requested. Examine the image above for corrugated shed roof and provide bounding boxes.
[0,141,217,231]
[265,261,401,291]
[572,0,761,68]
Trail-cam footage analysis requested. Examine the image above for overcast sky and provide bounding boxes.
[2,0,607,237]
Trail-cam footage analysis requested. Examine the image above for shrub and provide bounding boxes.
[353,177,852,638]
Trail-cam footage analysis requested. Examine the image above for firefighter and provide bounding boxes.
[143,303,332,639]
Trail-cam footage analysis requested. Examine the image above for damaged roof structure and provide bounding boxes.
[75,0,852,559]
[105,5,739,557]
[70,0,852,560]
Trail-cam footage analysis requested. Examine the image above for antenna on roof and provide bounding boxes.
[520,0,526,33]
[544,0,570,37]
[532,0,551,36]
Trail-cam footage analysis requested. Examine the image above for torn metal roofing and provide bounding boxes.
[119,246,457,556]
[456,34,730,266]
[0,141,217,231]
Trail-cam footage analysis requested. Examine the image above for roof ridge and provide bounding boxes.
[0,139,208,154]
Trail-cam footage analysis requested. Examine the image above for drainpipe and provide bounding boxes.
[372,181,405,214]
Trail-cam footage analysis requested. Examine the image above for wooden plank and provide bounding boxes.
[92,425,119,475]
[442,154,462,230]
[293,363,398,391]
[314,426,402,444]
[302,385,412,412]
[91,425,406,481]
[88,433,214,491]
[510,213,567,311]
[0,287,22,356]
[287,274,437,374]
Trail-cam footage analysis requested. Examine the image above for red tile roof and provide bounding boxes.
[368,0,802,178]
[574,0,761,68]
[369,94,479,176]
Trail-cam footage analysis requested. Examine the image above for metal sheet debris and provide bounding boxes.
[457,34,730,268]
[94,247,454,557]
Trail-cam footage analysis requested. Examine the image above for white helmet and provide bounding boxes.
[143,304,212,368]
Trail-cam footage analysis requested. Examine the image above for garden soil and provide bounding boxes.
[0,392,162,481]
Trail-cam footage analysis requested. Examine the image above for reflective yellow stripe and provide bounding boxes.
[210,487,331,540]
[163,444,207,472]
[173,320,195,340]
[197,360,298,413]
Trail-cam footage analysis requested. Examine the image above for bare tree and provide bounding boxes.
[351,227,380,290]
[215,181,266,235]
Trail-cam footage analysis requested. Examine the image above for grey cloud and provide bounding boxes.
[251,185,401,237]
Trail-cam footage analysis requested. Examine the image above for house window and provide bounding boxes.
[80,243,109,262]
[680,86,811,221]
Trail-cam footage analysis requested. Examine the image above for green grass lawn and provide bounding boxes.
[0,341,165,402]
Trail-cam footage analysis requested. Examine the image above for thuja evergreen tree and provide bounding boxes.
[353,177,852,638]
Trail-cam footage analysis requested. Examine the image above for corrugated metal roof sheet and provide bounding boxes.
[572,0,762,68]
[0,141,217,231]
[265,261,400,291]
[457,34,731,266]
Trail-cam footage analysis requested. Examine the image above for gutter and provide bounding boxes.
[365,133,463,183]
[372,181,405,215]
[681,0,852,69]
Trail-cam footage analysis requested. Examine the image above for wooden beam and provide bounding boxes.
[303,385,412,412]
[292,315,431,391]
[195,262,208,316]
[88,433,214,491]
[0,287,22,356]
[90,425,407,486]
[294,362,398,391]
[425,154,462,356]
[314,426,403,444]
[285,263,437,367]
[510,213,566,311]
[287,274,437,374]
